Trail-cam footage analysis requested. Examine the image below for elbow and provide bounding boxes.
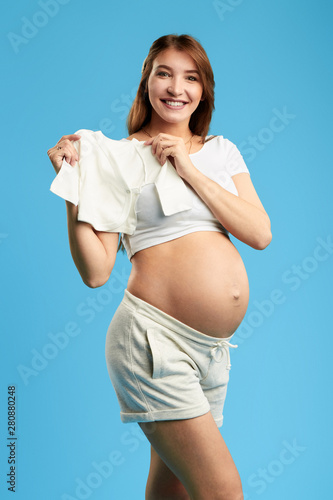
[253,214,272,250]
[82,272,112,289]
[84,279,104,289]
[254,229,272,250]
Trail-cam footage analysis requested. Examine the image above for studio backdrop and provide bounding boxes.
[1,0,332,499]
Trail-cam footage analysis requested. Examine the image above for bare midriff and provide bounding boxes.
[126,231,249,339]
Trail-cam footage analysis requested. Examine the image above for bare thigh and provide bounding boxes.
[139,412,243,500]
[146,446,190,499]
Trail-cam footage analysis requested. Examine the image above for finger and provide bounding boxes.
[57,138,79,152]
[143,138,153,146]
[162,146,177,159]
[151,137,160,156]
[159,153,167,165]
[56,136,81,165]
[56,140,79,166]
[62,148,78,167]
[48,145,77,170]
[153,135,169,156]
[155,141,170,165]
[155,138,178,152]
[47,150,64,174]
[158,138,181,148]
[58,134,81,143]
[155,140,164,159]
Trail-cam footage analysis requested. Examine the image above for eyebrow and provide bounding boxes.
[155,64,200,74]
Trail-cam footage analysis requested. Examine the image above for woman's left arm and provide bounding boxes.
[145,133,272,250]
[186,168,272,250]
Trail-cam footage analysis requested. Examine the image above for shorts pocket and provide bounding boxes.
[146,327,199,380]
[146,328,164,379]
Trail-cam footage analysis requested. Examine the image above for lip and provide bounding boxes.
[160,99,188,110]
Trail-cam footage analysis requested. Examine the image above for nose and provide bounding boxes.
[167,76,184,97]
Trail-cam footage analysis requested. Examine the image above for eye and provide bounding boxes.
[157,71,170,77]
[187,75,198,81]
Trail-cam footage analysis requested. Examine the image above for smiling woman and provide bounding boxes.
[128,34,216,142]
[48,33,271,500]
[146,50,204,127]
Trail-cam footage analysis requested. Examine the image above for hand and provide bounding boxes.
[47,134,81,174]
[144,133,196,181]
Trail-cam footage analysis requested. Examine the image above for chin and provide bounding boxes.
[155,109,194,125]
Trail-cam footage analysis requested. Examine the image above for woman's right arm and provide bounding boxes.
[48,134,119,288]
[66,202,119,287]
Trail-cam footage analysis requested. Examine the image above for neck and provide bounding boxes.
[145,115,192,140]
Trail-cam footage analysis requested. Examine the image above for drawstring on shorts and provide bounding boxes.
[210,339,238,369]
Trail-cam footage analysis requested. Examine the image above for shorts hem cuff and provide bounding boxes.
[120,402,211,424]
[213,416,223,428]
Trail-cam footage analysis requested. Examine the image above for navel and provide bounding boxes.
[231,285,241,300]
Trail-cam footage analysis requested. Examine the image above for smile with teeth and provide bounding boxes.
[162,99,187,108]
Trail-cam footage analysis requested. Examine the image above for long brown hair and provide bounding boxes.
[127,34,215,140]
[118,34,216,253]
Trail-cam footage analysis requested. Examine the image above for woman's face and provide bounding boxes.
[147,48,204,127]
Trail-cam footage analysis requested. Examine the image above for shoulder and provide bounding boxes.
[203,134,249,175]
[205,134,233,146]
[201,134,235,154]
[206,134,244,157]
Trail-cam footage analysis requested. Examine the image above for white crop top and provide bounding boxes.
[121,135,250,260]
[50,130,249,261]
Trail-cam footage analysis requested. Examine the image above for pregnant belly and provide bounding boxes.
[127,232,249,338]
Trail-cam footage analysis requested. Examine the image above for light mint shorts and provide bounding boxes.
[105,289,238,428]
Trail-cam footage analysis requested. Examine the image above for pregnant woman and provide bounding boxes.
[48,34,271,500]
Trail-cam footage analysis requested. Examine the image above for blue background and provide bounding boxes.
[1,0,332,498]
